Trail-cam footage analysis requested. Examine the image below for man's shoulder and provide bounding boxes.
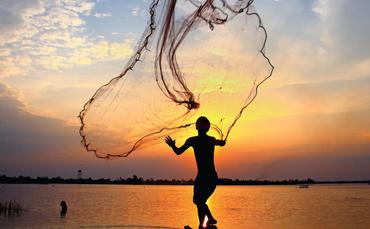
[206,135,216,141]
[186,136,197,142]
[189,135,217,143]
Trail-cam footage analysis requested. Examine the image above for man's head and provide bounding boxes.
[196,116,210,135]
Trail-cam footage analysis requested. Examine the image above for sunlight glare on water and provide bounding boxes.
[0,184,370,228]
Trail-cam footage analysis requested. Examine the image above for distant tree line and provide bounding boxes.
[0,174,368,185]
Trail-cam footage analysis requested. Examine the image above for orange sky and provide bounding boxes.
[0,0,369,180]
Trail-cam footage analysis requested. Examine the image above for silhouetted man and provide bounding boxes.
[165,116,225,228]
[60,200,67,217]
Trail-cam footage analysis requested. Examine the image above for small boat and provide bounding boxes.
[298,184,309,188]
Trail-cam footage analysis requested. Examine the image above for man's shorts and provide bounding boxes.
[193,174,218,204]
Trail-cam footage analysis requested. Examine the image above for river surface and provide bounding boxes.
[0,184,369,228]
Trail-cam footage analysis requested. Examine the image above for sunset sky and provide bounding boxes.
[0,0,369,181]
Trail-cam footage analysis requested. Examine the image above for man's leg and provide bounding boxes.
[194,179,206,228]
[196,203,207,228]
[204,204,217,224]
[203,181,217,224]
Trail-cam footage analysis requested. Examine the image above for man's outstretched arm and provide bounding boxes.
[215,139,226,146]
[165,136,191,155]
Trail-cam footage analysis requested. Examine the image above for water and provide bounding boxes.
[0,184,369,228]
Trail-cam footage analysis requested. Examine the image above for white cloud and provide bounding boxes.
[131,6,145,16]
[0,56,32,78]
[62,1,95,16]
[312,0,329,17]
[0,0,45,33]
[110,41,134,59]
[28,38,134,71]
[94,12,112,18]
[131,7,140,16]
[0,49,11,57]
[0,0,96,77]
[35,56,70,70]
[0,0,136,78]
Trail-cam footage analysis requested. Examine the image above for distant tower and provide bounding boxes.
[77,169,82,180]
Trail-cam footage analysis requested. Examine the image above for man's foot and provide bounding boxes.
[208,218,217,225]
[198,225,217,229]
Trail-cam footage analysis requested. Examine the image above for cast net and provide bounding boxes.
[78,0,274,158]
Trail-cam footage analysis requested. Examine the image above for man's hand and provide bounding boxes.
[165,136,176,147]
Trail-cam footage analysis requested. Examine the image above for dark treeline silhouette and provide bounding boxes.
[1,174,369,185]
[0,174,192,185]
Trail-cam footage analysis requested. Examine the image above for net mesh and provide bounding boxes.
[78,0,274,158]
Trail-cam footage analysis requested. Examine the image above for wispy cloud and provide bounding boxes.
[0,0,132,78]
[130,6,145,16]
[312,0,329,17]
[94,12,112,18]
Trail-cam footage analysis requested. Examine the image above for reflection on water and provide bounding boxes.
[0,184,369,228]
[0,200,24,219]
[0,210,22,218]
[80,225,181,228]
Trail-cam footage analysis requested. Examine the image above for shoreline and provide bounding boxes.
[1,176,369,186]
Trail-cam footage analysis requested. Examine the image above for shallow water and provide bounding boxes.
[0,184,369,228]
